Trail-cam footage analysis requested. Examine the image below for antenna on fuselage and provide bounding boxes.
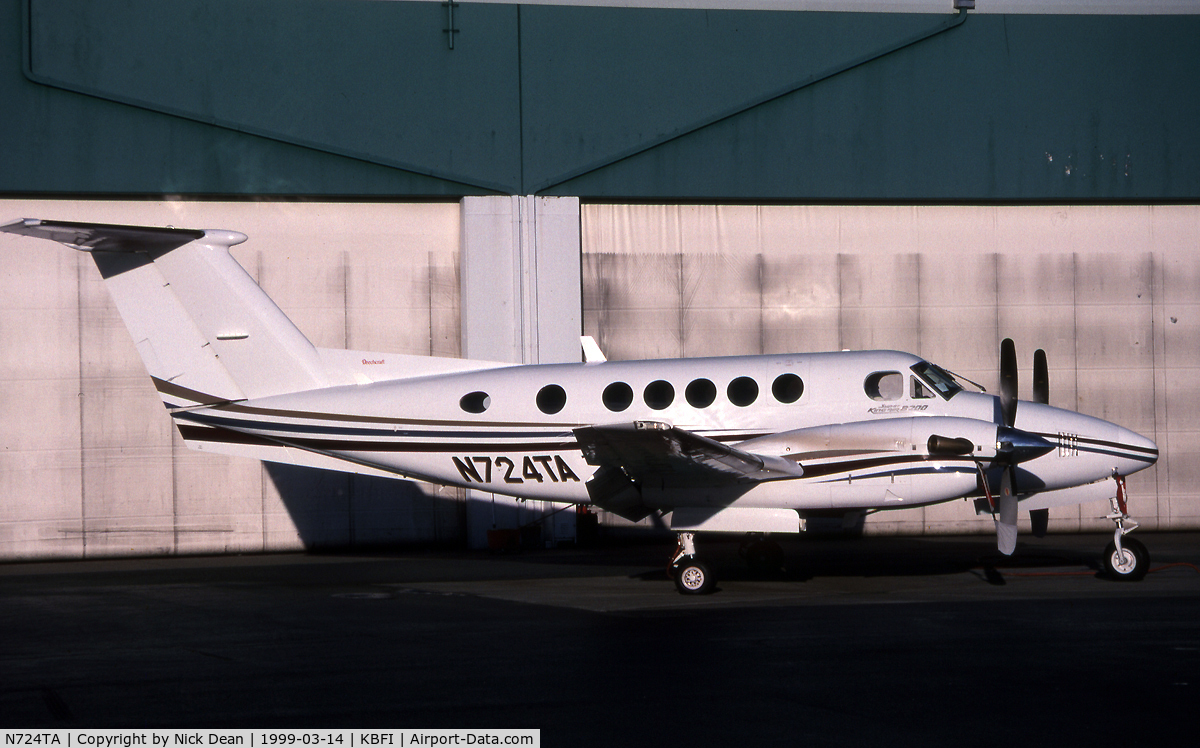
[581,336,607,363]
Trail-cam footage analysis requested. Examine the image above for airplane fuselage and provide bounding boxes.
[171,349,1157,516]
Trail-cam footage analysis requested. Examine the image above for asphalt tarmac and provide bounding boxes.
[2,532,1199,747]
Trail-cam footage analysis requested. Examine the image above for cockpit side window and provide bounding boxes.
[911,361,963,400]
[911,376,935,399]
[865,371,904,401]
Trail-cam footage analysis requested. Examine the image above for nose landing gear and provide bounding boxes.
[1102,475,1149,581]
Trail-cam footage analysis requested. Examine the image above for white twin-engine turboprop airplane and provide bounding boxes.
[3,219,1160,593]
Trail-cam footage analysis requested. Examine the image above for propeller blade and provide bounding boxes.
[1000,338,1018,427]
[996,467,1018,556]
[1033,348,1049,405]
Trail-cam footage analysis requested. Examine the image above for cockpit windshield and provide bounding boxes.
[910,361,963,400]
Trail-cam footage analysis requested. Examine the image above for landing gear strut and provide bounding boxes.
[1102,475,1149,581]
[669,532,715,595]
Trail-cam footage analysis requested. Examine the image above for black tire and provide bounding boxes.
[1103,536,1149,581]
[745,540,785,575]
[673,558,715,595]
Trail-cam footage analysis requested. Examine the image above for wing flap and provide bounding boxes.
[574,421,803,488]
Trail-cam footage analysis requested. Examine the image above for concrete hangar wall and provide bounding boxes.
[1,1,1198,559]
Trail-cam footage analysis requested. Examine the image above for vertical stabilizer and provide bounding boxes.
[2,219,331,405]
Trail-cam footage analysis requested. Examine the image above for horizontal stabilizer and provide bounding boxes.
[0,218,207,254]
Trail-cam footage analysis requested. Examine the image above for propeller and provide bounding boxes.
[999,337,1018,428]
[996,466,1018,555]
[931,340,1054,552]
[1029,346,1050,536]
[1032,348,1049,406]
[991,339,1053,554]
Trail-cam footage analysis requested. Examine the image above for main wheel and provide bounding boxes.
[673,558,715,595]
[1103,536,1149,581]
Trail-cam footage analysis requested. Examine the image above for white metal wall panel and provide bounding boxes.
[0,200,463,560]
[460,196,582,549]
[0,246,84,557]
[582,203,1200,535]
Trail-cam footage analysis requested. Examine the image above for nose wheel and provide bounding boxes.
[1103,475,1149,581]
[1103,536,1149,581]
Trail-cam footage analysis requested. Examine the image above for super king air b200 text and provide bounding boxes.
[2,219,1160,594]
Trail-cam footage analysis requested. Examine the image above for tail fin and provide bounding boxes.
[2,219,331,405]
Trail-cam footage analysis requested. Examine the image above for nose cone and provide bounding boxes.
[1011,403,1159,491]
[1111,426,1159,475]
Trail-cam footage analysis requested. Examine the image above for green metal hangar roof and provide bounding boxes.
[4,0,1198,200]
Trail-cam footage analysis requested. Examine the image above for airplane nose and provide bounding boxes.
[1114,426,1159,474]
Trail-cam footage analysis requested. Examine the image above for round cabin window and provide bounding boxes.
[602,381,634,412]
[685,378,717,408]
[644,380,675,410]
[727,376,759,407]
[772,373,804,403]
[536,384,567,415]
[459,391,491,414]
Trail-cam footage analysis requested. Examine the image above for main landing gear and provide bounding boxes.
[668,532,787,594]
[669,532,715,595]
[1102,475,1150,581]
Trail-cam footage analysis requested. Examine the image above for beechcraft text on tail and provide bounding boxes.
[1,218,1160,593]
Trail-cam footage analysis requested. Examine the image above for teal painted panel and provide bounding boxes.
[26,0,521,192]
[6,1,1199,199]
[544,13,1200,199]
[1,0,481,195]
[519,6,953,192]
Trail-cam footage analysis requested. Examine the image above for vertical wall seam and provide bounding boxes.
[1071,251,1080,528]
[1149,250,1167,523]
[257,251,268,552]
[171,371,179,556]
[836,252,844,351]
[428,250,435,355]
[915,252,922,356]
[75,252,87,559]
[528,196,539,362]
[757,252,765,356]
[992,252,1000,369]
[1072,252,1079,413]
[343,249,354,545]
[678,252,686,357]
[342,250,351,350]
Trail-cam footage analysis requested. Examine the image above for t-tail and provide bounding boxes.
[1,218,501,414]
[3,219,343,410]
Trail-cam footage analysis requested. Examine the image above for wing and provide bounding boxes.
[574,421,804,487]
